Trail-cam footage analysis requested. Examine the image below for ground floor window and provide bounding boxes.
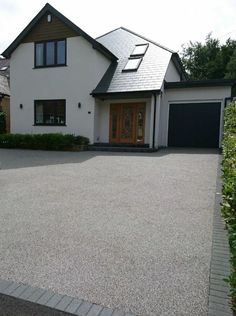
[34,100,66,126]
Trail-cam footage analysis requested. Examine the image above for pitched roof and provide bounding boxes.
[2,3,117,61]
[96,27,175,54]
[0,58,10,77]
[0,74,10,96]
[93,27,183,95]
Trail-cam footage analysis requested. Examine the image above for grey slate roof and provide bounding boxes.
[0,74,10,96]
[93,27,174,94]
[0,58,10,77]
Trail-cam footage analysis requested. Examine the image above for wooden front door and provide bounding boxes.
[109,103,146,144]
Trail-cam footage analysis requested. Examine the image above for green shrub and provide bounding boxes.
[74,135,90,146]
[0,133,89,151]
[221,101,236,309]
[0,112,6,134]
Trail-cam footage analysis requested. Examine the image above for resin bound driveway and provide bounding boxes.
[0,148,220,316]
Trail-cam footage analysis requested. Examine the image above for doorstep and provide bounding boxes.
[88,146,156,153]
[88,144,157,153]
[88,143,157,153]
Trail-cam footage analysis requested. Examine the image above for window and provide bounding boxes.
[122,43,148,72]
[122,58,142,72]
[35,100,66,125]
[131,44,149,57]
[35,43,44,67]
[35,39,66,68]
[46,42,55,65]
[57,40,66,64]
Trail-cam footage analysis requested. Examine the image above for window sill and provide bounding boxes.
[33,124,67,126]
[33,64,67,69]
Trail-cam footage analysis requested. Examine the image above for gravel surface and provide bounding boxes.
[0,148,219,316]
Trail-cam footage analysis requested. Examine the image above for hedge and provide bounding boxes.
[0,133,89,151]
[0,112,6,133]
[221,101,236,309]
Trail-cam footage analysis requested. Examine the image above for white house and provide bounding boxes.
[2,3,235,149]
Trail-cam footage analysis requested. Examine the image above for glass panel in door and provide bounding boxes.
[119,105,135,143]
[136,105,145,143]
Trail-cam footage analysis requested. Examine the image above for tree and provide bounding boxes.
[181,34,236,80]
[225,48,236,79]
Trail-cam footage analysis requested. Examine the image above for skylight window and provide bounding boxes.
[131,44,149,56]
[122,58,142,72]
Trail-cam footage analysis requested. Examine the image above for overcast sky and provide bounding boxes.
[1,0,236,56]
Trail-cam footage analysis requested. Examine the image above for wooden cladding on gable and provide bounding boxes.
[22,13,78,43]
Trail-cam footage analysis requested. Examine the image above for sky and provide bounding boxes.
[0,0,236,56]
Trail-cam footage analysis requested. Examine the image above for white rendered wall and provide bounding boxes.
[164,60,181,82]
[10,36,111,143]
[94,98,152,144]
[160,86,232,147]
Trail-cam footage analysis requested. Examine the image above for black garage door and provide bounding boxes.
[168,102,221,148]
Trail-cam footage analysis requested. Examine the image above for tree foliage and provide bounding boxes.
[181,34,236,80]
[225,49,236,79]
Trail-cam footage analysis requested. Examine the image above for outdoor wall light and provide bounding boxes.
[78,102,81,108]
[19,104,23,109]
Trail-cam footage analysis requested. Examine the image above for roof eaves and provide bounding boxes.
[2,3,117,61]
[91,89,160,99]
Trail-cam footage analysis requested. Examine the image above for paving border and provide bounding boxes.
[0,278,135,316]
[208,159,234,316]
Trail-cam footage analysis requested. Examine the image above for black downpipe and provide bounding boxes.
[152,94,157,149]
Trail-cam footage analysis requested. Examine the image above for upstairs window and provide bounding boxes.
[131,44,149,57]
[122,57,142,72]
[35,100,66,126]
[35,39,66,68]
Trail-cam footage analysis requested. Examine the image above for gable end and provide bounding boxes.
[2,3,117,61]
[22,13,78,43]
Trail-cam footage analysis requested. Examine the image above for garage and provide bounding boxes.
[168,102,221,148]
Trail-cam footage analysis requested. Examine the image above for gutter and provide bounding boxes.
[91,89,161,99]
[164,79,236,89]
